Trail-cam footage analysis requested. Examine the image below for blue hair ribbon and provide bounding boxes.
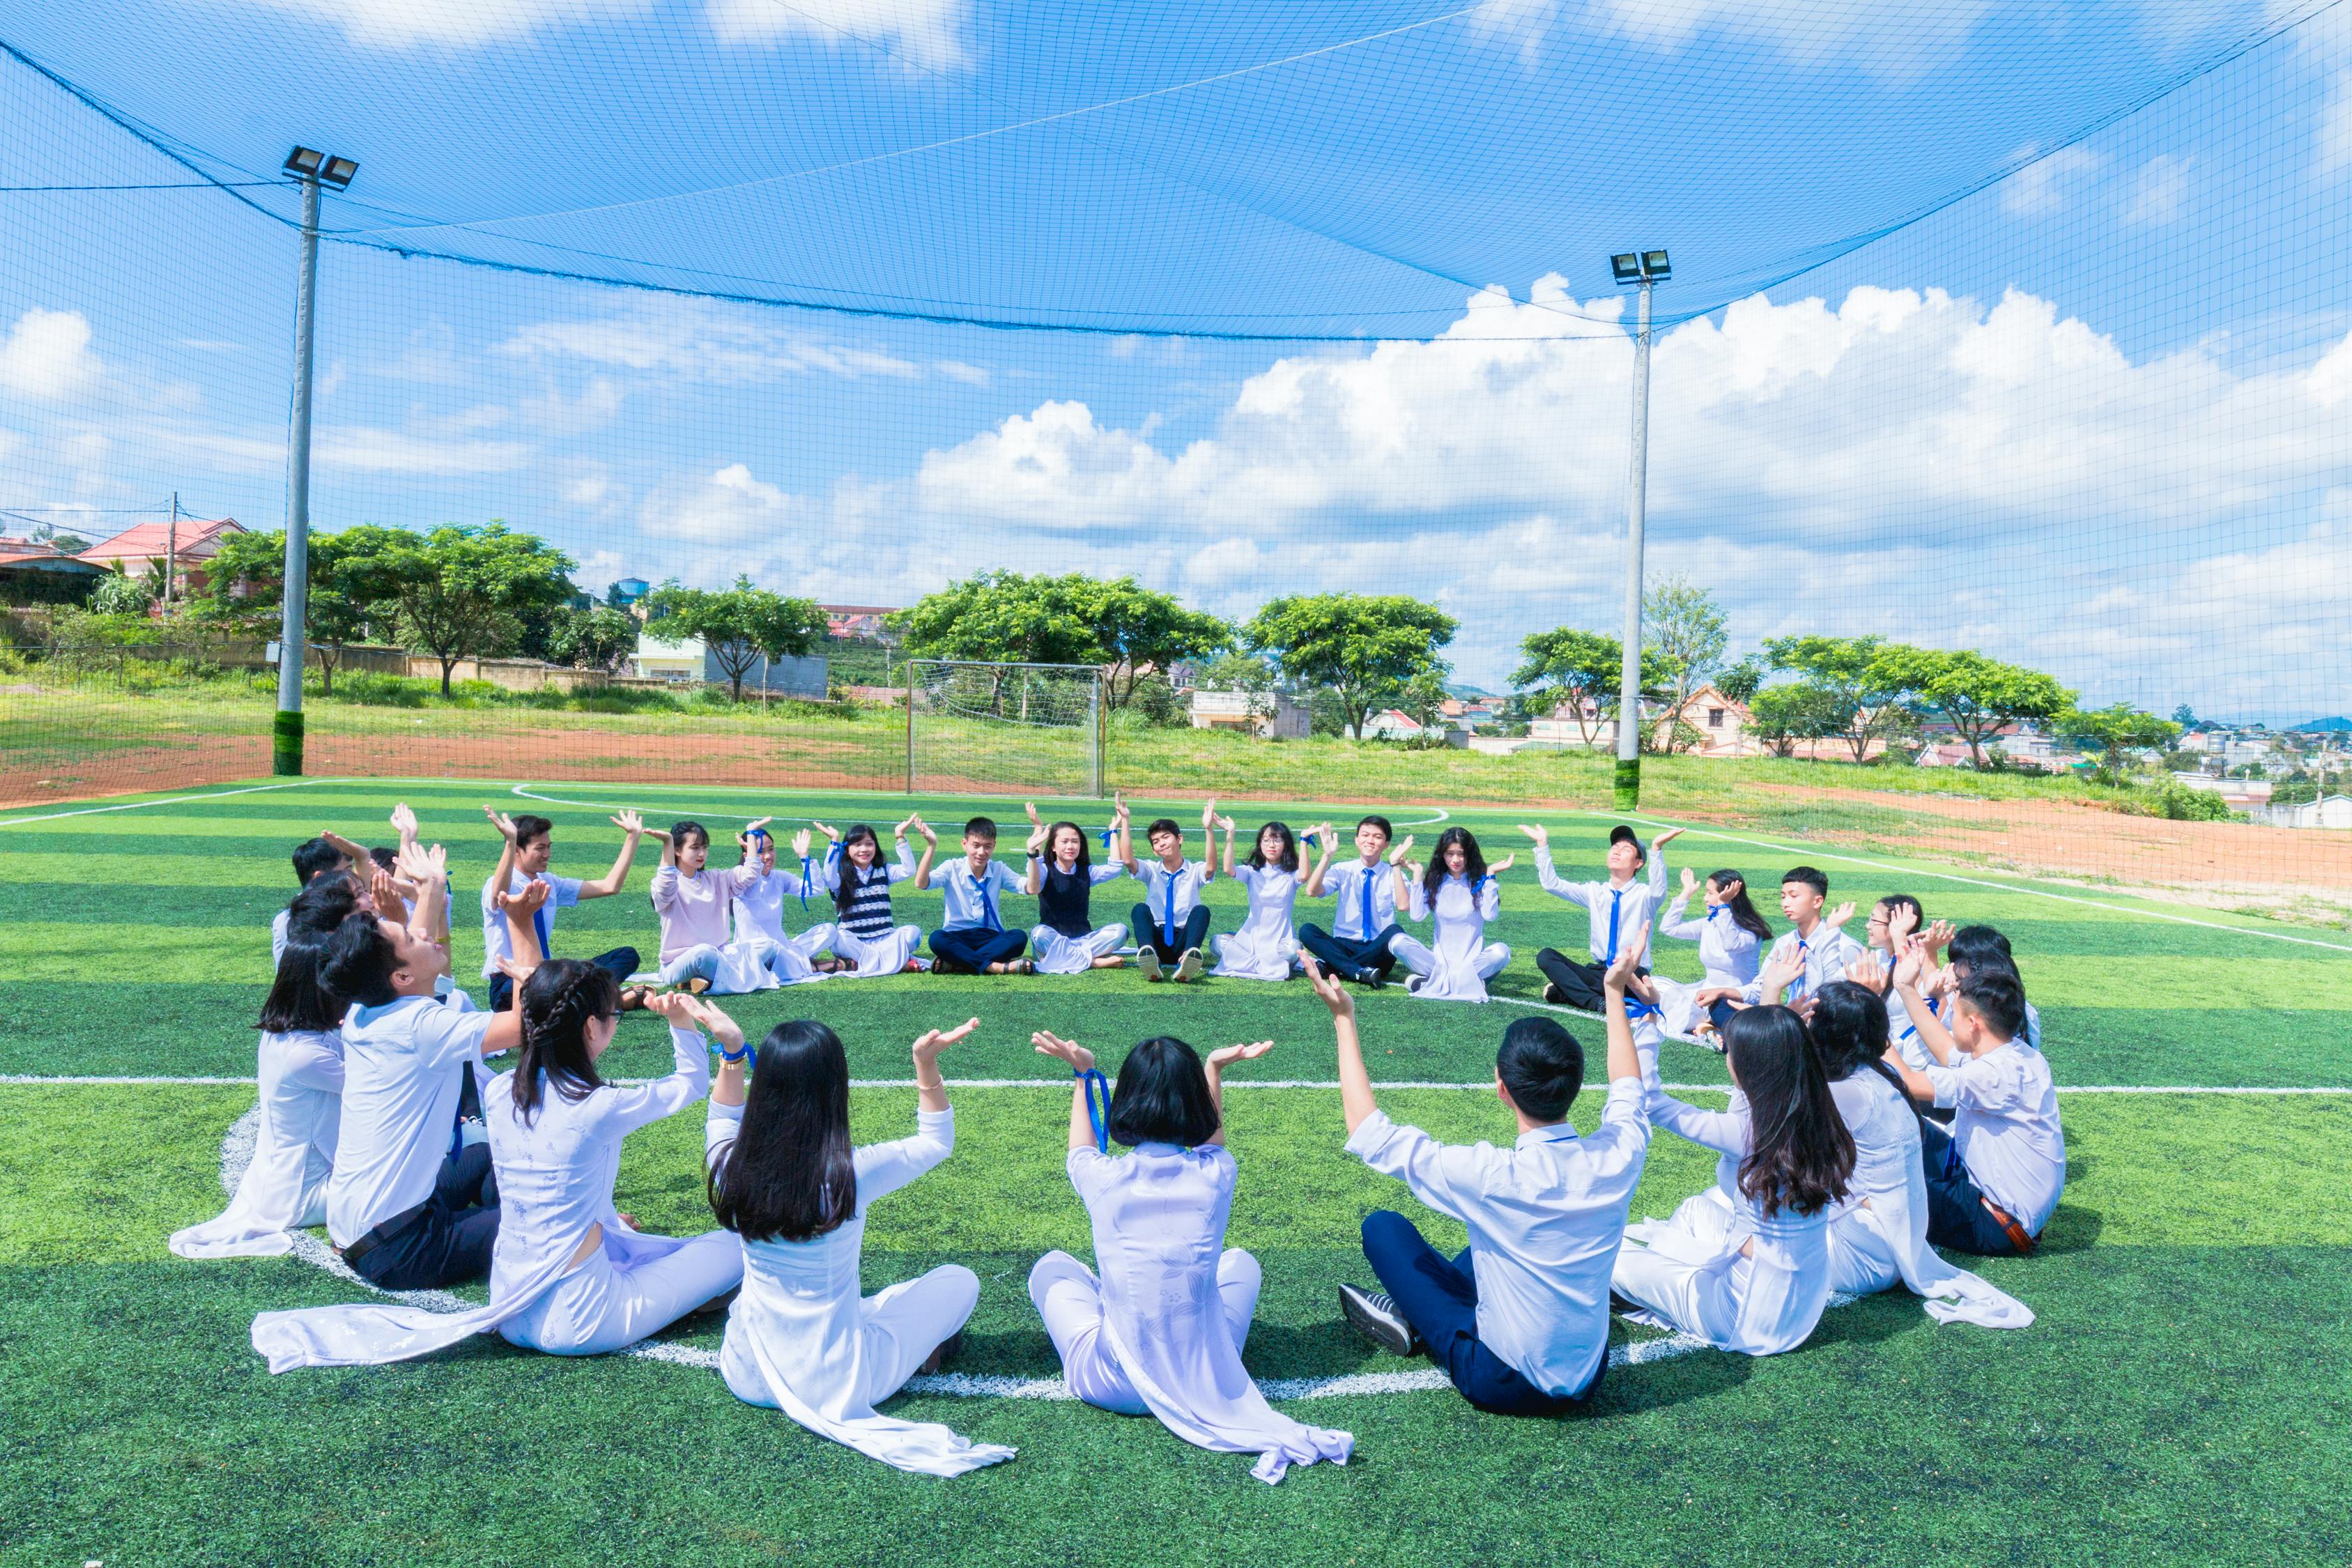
[1077,1067,1112,1154]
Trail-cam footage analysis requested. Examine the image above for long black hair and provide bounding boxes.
[1708,870,1774,942]
[257,933,345,1035]
[1106,1036,1222,1148]
[510,959,620,1124]
[284,878,360,947]
[1422,826,1487,902]
[1723,1005,1855,1220]
[1806,980,1891,1081]
[1046,820,1091,875]
[832,824,885,916]
[1247,820,1300,874]
[709,1020,858,1243]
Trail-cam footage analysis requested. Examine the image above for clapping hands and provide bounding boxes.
[1031,1029,1094,1073]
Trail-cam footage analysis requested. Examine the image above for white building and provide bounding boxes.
[629,633,828,696]
[1362,709,1467,746]
[1190,686,1311,739]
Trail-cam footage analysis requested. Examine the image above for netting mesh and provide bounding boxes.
[1,1,2349,901]
[909,661,1104,797]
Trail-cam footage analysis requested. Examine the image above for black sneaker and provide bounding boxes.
[1356,967,1388,990]
[1339,1284,1423,1356]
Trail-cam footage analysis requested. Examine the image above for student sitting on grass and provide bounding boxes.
[1298,816,1406,987]
[1811,970,2032,1328]
[173,923,351,1261]
[648,818,767,994]
[920,815,1033,976]
[1027,1030,1352,1483]
[1525,822,1682,1010]
[1026,802,1132,975]
[1610,978,1853,1358]
[272,835,355,965]
[1692,866,1861,1024]
[732,822,841,985]
[1940,923,2044,1050]
[481,806,648,1013]
[707,1015,1012,1477]
[1859,894,1933,1061]
[1657,867,1770,999]
[1320,949,1649,1417]
[311,845,525,1293]
[813,818,932,976]
[1879,949,2064,1257]
[1212,817,1313,982]
[1123,800,1221,982]
[1389,827,1514,1001]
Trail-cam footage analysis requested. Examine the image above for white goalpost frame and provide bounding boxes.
[903,659,1107,799]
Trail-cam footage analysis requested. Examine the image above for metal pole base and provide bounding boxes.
[1613,756,1640,811]
[272,709,305,776]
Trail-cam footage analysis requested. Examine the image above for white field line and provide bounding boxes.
[508,780,1454,832]
[24,1074,2352,1093]
[0,777,346,827]
[206,1105,1716,1399]
[1593,807,2352,953]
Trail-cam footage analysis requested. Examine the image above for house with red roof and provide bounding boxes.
[77,516,246,598]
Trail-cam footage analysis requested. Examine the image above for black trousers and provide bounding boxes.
[1129,902,1212,964]
[345,1143,502,1291]
[1918,1119,2035,1256]
[489,944,640,1011]
[1361,1210,1595,1417]
[1535,948,1646,1011]
[1297,922,1402,981]
[928,926,1029,972]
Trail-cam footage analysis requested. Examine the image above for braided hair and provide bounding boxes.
[512,958,621,1124]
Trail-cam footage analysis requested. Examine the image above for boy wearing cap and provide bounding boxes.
[1521,822,1682,1012]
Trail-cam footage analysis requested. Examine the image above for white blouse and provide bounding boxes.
[171,1029,345,1259]
[707,1102,1014,1477]
[1067,1142,1351,1481]
[1657,895,1764,988]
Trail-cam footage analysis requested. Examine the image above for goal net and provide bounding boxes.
[905,661,1105,799]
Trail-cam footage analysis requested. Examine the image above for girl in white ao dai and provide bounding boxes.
[707,1014,1010,1477]
[1390,827,1515,1001]
[1212,818,1312,981]
[1029,1030,1351,1483]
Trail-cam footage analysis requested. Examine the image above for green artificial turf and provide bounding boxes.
[1,777,2348,1566]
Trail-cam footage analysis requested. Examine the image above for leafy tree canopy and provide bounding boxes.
[643,575,825,700]
[1242,592,1456,740]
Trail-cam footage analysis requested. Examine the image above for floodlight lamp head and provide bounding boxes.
[284,146,325,177]
[320,155,358,188]
[1643,249,1672,280]
[1610,253,1642,285]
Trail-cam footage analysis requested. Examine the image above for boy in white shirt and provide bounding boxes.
[1123,801,1225,983]
[1299,815,1407,987]
[1314,950,1650,1416]
[481,806,648,1012]
[1881,960,2064,1255]
[921,815,1033,975]
[1700,866,1862,1015]
[318,854,527,1291]
[1525,822,1682,1010]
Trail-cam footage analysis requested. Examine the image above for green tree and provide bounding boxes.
[1241,592,1457,740]
[1642,574,1728,753]
[1081,576,1230,709]
[544,604,641,675]
[1764,634,1916,763]
[1197,651,1277,725]
[2057,702,2181,783]
[642,575,826,701]
[1512,627,1624,745]
[351,523,577,695]
[1399,668,1452,729]
[86,567,154,617]
[200,528,392,696]
[1871,646,2074,769]
[889,570,1102,712]
[2172,703,2197,728]
[1745,682,1844,758]
[1716,654,1766,705]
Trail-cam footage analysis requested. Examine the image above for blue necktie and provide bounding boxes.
[530,884,551,960]
[1162,871,1178,948]
[1789,938,1810,1004]
[1604,889,1622,963]
[1358,866,1374,940]
[976,868,998,931]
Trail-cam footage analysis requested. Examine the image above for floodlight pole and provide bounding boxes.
[1613,273,1654,810]
[274,167,323,776]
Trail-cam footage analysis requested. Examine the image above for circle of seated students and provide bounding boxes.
[176,804,2062,1482]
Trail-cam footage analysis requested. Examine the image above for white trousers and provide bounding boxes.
[1029,1248,1261,1415]
[1389,935,1512,1000]
[829,923,922,978]
[720,1264,980,1411]
[499,1230,744,1357]
[1827,1208,1903,1296]
[753,922,838,984]
[1030,923,1127,976]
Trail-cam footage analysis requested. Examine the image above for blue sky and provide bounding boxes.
[1,0,2348,721]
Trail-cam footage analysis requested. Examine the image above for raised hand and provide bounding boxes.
[912,813,937,843]
[1024,802,1043,827]
[1680,866,1699,896]
[1886,900,1920,943]
[1652,827,1686,850]
[1604,926,1648,992]
[1489,852,1517,875]
[1201,798,1217,829]
[745,816,773,836]
[1823,900,1857,931]
[396,840,447,885]
[1758,948,1804,1000]
[1206,1040,1275,1069]
[1923,918,1956,958]
[1390,834,1415,866]
[1846,952,1889,991]
[894,813,919,838]
[1516,822,1548,845]
[368,865,401,912]
[390,802,420,841]
[685,996,745,1052]
[504,877,551,915]
[493,954,541,986]
[811,820,839,841]
[913,1017,980,1067]
[1031,1030,1095,1072]
[613,808,645,838]
[1304,957,1357,1020]
[1893,934,1929,991]
[643,990,699,1024]
[484,804,518,841]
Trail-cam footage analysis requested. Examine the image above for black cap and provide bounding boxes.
[1610,824,1646,862]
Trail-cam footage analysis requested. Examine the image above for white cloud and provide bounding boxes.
[1473,0,1997,78]
[933,359,991,386]
[316,426,534,474]
[502,301,918,384]
[705,0,971,69]
[636,462,817,571]
[2000,141,2105,216]
[0,309,102,400]
[2123,153,2190,225]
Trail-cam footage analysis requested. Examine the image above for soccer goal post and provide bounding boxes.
[904,660,1107,799]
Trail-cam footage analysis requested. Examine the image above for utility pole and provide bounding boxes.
[165,491,178,615]
[274,147,355,776]
[1608,249,1670,810]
